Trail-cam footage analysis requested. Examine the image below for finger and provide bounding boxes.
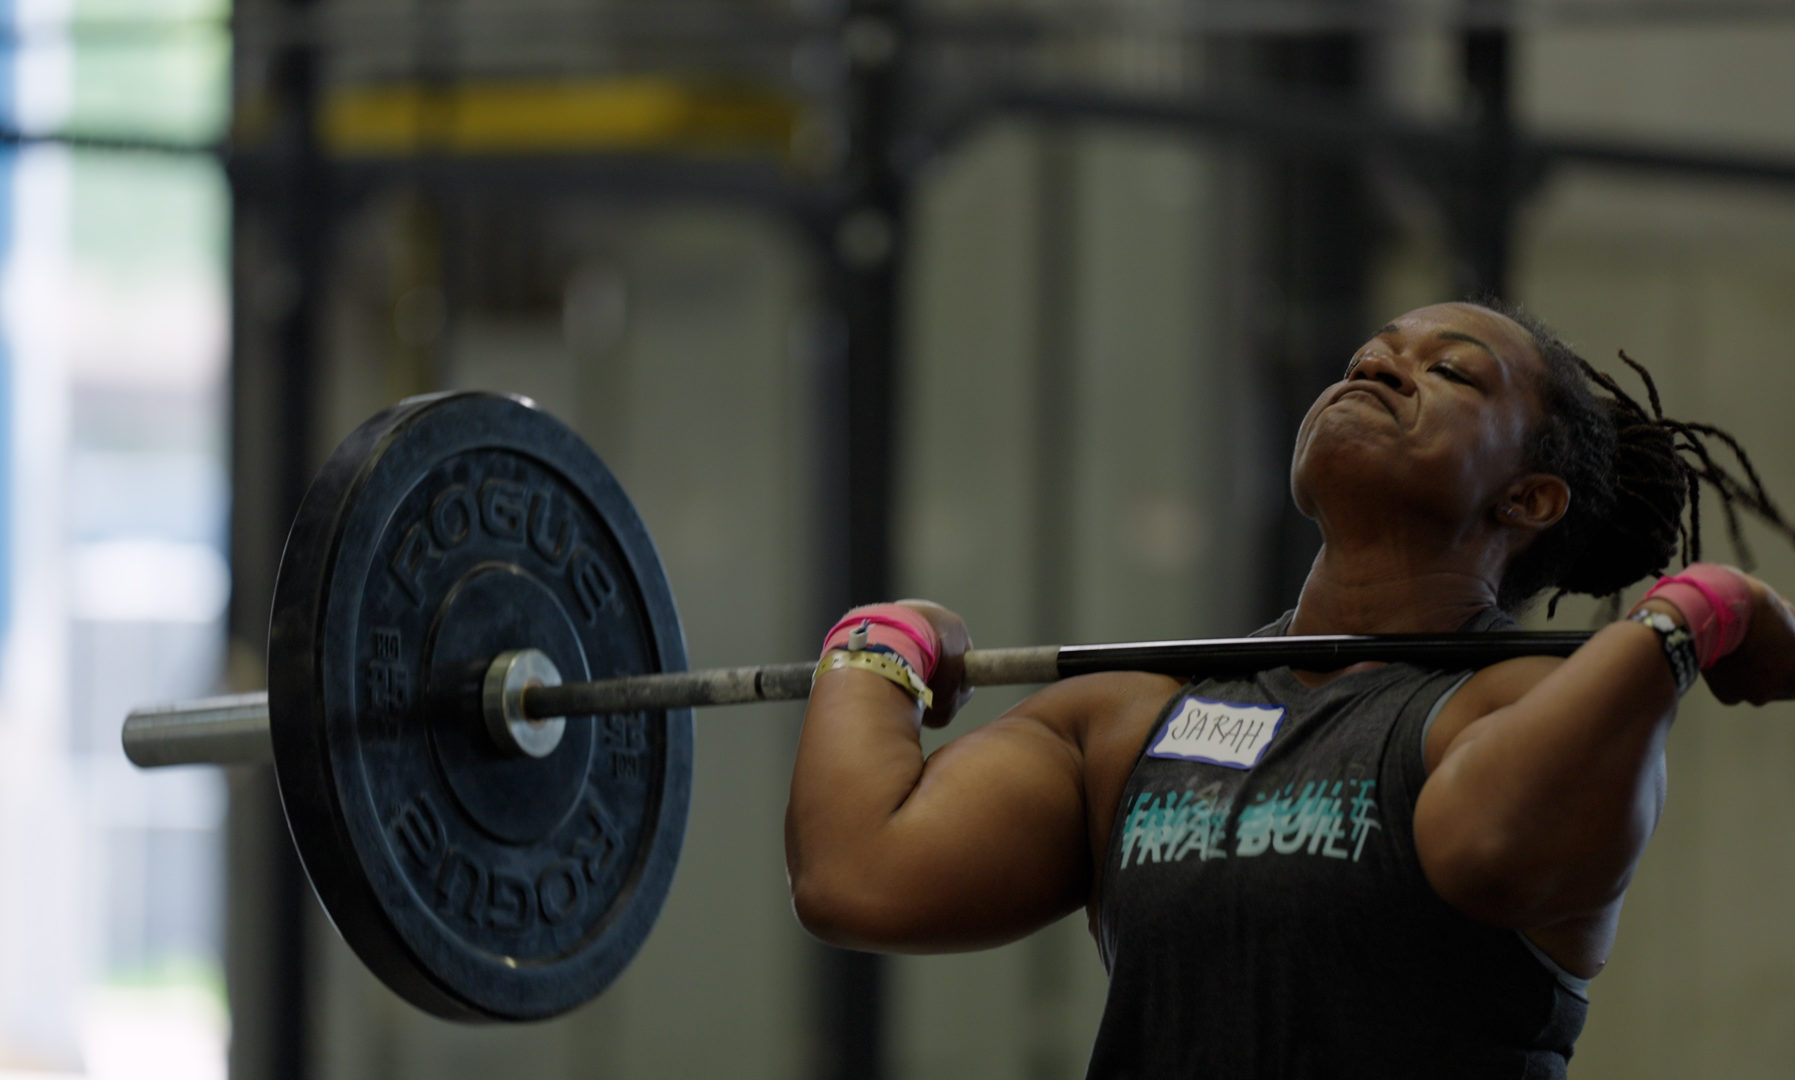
[924,644,969,728]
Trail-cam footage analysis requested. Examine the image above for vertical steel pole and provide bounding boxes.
[229,1,325,1074]
[1254,35,1376,615]
[813,1,910,1077]
[1457,14,1515,298]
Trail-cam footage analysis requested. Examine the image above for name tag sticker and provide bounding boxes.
[1148,695,1286,770]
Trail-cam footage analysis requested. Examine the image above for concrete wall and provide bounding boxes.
[228,16,1795,1080]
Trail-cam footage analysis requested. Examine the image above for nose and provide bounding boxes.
[1349,352,1416,395]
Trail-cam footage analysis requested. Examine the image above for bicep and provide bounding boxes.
[787,695,1091,954]
[882,712,1093,948]
[1416,638,1675,927]
[883,672,1179,950]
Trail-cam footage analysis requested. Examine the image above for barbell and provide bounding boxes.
[119,391,1591,1023]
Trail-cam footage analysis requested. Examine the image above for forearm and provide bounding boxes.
[1417,616,1677,925]
[785,669,929,901]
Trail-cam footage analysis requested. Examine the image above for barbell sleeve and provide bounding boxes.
[122,631,1595,769]
[122,692,275,768]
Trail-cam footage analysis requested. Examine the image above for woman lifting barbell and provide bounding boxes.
[788,299,1795,1077]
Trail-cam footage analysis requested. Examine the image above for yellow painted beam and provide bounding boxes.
[313,77,800,156]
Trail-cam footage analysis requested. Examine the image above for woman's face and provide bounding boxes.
[1290,302,1548,532]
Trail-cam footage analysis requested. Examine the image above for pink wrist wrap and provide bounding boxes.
[821,604,941,681]
[1642,563,1755,668]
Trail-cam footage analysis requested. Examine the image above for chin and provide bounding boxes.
[1293,428,1387,505]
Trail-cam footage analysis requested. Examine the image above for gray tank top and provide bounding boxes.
[1086,609,1588,1078]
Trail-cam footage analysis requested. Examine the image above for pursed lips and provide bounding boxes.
[1332,383,1401,420]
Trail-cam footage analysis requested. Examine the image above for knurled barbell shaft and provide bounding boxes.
[121,631,1594,769]
[518,645,1066,717]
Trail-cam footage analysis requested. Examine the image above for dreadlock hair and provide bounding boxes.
[1485,300,1795,616]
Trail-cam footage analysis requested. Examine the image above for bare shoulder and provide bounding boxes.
[1424,655,1565,772]
[1003,671,1183,780]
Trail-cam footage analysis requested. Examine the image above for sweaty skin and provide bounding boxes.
[784,303,1795,980]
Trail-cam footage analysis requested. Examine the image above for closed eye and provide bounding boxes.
[1431,364,1474,386]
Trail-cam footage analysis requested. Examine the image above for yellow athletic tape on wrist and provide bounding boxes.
[812,648,935,708]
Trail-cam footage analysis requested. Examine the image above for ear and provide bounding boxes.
[1495,473,1570,534]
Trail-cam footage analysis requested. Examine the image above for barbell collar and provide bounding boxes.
[484,648,568,757]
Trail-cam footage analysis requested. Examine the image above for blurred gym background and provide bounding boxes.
[0,0,1792,1077]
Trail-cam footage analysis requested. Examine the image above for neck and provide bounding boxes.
[1287,537,1504,637]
